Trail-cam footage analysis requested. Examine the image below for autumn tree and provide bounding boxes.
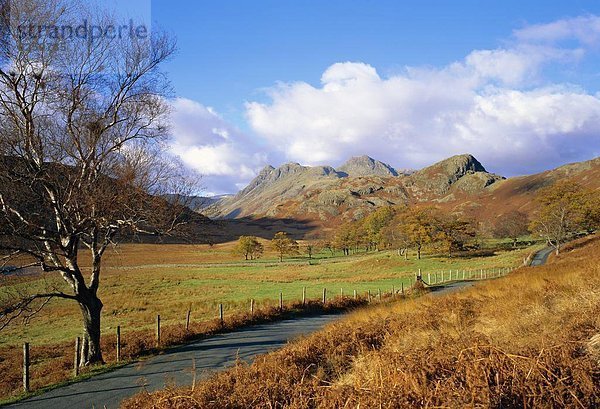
[436,214,476,257]
[234,236,264,260]
[271,232,299,262]
[317,238,335,256]
[493,210,529,247]
[0,0,183,366]
[380,211,412,259]
[334,223,355,256]
[397,207,439,259]
[530,181,596,255]
[362,206,396,251]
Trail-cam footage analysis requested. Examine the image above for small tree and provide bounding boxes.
[233,236,264,260]
[397,207,439,259]
[271,232,299,262]
[493,210,529,247]
[317,239,335,256]
[333,223,355,256]
[380,220,411,259]
[304,241,319,259]
[530,181,590,255]
[362,206,396,251]
[436,214,476,257]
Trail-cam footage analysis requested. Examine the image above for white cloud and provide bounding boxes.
[170,15,600,195]
[168,98,267,194]
[245,16,600,177]
[514,15,600,46]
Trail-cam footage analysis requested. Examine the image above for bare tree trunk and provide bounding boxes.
[78,292,104,366]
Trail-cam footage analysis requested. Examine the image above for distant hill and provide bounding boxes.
[206,154,600,235]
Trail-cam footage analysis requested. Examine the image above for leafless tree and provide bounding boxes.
[0,0,192,366]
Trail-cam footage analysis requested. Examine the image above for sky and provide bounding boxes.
[141,1,600,194]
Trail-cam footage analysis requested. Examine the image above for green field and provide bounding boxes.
[0,239,542,348]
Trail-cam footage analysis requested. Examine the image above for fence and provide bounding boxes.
[19,265,514,393]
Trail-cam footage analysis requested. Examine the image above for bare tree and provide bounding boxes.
[0,0,189,366]
[530,181,589,255]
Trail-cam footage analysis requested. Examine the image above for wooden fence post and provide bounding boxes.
[74,337,80,377]
[401,282,404,295]
[353,289,357,300]
[23,342,29,393]
[279,292,283,310]
[219,304,224,326]
[427,272,431,285]
[116,326,121,363]
[302,287,306,306]
[322,288,327,305]
[186,309,191,331]
[156,315,161,347]
[392,285,395,298]
[368,290,371,303]
[340,288,343,298]
[377,288,381,301]
[250,299,255,315]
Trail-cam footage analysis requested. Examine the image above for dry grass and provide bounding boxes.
[123,235,600,408]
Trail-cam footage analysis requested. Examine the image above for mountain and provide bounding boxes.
[207,153,510,224]
[210,162,345,219]
[338,155,399,177]
[205,154,600,235]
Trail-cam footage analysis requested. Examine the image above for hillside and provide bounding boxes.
[124,235,600,408]
[207,154,600,232]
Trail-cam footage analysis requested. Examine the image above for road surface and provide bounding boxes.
[5,315,341,409]
[530,246,553,266]
[6,247,552,409]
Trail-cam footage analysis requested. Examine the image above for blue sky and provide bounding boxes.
[153,1,600,117]
[116,1,600,194]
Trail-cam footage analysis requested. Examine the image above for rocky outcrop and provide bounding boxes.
[406,154,503,195]
[338,155,399,177]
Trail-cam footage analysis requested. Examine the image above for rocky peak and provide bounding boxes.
[236,165,275,197]
[408,154,500,194]
[338,155,398,177]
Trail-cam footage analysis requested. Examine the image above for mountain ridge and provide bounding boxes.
[203,154,600,235]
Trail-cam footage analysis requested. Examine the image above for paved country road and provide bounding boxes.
[5,247,553,409]
[6,315,342,409]
[530,246,553,266]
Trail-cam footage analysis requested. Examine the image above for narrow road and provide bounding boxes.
[530,246,553,266]
[6,247,553,409]
[5,315,341,409]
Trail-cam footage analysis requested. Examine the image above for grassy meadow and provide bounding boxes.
[0,239,539,348]
[0,237,541,402]
[124,234,600,408]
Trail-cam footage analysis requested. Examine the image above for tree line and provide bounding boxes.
[234,181,599,261]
